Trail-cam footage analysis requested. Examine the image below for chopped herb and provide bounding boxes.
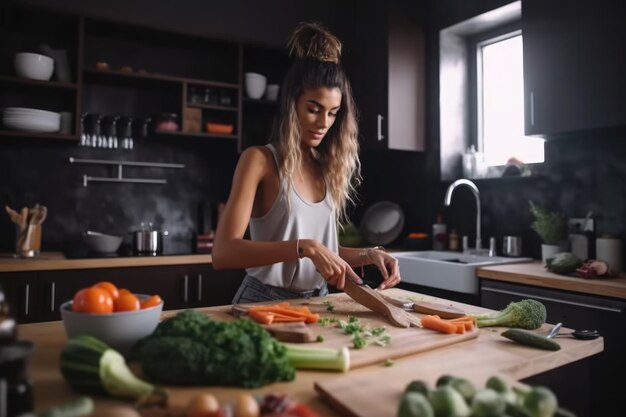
[371,326,387,336]
[317,317,338,327]
[374,335,391,347]
[352,334,368,349]
[316,335,325,343]
[322,301,335,312]
[384,358,394,367]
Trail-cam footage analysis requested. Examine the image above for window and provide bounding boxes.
[473,29,544,168]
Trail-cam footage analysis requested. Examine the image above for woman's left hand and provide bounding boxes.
[367,249,401,290]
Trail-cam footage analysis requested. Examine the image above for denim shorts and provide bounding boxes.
[232,275,328,304]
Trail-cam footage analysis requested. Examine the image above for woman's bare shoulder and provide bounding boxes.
[239,145,273,166]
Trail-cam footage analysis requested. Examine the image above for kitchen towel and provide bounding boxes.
[596,236,623,273]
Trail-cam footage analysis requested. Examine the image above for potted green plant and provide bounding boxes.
[529,201,568,263]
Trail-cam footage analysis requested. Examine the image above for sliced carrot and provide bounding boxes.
[449,316,476,323]
[455,323,466,334]
[248,306,319,323]
[421,315,458,334]
[248,309,274,325]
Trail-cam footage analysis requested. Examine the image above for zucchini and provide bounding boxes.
[501,329,561,351]
[545,252,582,274]
[60,335,159,399]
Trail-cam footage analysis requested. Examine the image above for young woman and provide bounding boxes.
[212,22,401,303]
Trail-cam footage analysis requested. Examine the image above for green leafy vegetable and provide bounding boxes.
[475,299,546,330]
[322,300,335,311]
[135,310,295,388]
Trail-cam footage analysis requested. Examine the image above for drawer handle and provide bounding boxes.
[50,281,56,312]
[23,283,30,316]
[197,274,203,302]
[183,275,189,303]
[482,286,624,313]
[377,114,385,141]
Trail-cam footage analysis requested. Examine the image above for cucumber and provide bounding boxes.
[60,335,157,399]
[545,252,582,274]
[501,329,561,351]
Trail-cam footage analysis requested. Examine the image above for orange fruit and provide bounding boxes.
[140,294,163,309]
[114,292,140,312]
[93,281,119,300]
[72,287,113,314]
[118,288,132,296]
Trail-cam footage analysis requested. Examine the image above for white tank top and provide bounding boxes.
[246,144,338,291]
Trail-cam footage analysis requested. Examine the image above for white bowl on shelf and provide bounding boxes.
[2,107,61,132]
[14,52,54,81]
[245,72,267,99]
[265,84,279,101]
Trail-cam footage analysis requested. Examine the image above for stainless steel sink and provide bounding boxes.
[394,250,533,294]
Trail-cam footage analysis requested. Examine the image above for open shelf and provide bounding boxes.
[152,130,238,141]
[243,97,277,106]
[0,129,78,140]
[0,76,79,90]
[186,103,238,112]
[83,68,239,89]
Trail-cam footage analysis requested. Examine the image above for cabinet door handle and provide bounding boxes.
[50,281,56,312]
[197,274,203,302]
[23,283,30,316]
[377,114,385,141]
[183,275,189,303]
[482,286,624,313]
[529,91,535,126]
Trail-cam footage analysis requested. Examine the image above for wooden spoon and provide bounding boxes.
[343,279,411,328]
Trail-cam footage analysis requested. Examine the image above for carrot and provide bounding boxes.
[248,305,319,323]
[455,323,466,334]
[449,316,475,323]
[248,309,274,325]
[421,315,458,334]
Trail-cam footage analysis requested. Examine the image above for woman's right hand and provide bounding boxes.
[299,239,362,289]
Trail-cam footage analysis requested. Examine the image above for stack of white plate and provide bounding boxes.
[3,107,61,132]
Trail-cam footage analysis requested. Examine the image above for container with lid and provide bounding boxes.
[156,113,179,132]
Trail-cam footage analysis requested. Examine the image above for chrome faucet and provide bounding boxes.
[444,179,482,253]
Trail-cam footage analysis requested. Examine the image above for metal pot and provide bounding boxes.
[132,228,168,254]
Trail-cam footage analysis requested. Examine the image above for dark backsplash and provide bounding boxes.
[0,136,238,253]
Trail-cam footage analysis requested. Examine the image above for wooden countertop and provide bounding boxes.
[19,288,603,416]
[477,261,626,299]
[0,252,212,272]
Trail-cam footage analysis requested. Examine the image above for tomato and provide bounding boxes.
[114,292,141,312]
[186,393,220,417]
[72,287,113,314]
[140,294,163,309]
[93,281,119,300]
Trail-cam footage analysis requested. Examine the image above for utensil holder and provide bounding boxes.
[16,224,41,258]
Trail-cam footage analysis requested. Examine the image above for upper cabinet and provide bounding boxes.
[352,2,425,151]
[522,0,626,137]
[0,4,289,151]
[0,6,81,140]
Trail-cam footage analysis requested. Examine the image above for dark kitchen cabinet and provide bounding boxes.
[0,272,39,323]
[481,279,626,417]
[0,265,244,323]
[352,2,425,151]
[522,0,626,137]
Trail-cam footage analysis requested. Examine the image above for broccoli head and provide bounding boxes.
[135,310,295,388]
[475,299,546,329]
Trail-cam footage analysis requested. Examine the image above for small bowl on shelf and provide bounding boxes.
[244,72,267,99]
[206,122,234,135]
[14,52,54,81]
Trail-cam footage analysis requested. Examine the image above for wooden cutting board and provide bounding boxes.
[230,293,479,370]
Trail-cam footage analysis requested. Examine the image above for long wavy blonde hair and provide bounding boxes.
[270,22,361,227]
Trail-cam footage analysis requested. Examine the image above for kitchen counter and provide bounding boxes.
[19,288,603,416]
[0,252,212,272]
[477,261,626,299]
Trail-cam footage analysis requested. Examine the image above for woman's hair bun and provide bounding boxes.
[287,22,342,64]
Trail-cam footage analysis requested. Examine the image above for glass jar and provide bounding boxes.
[156,113,179,132]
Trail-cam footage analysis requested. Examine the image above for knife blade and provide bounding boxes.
[378,293,467,319]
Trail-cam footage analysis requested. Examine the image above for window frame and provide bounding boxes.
[467,21,543,168]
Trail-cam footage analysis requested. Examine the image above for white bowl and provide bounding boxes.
[83,231,123,253]
[14,52,54,81]
[3,117,60,132]
[61,295,163,357]
[245,72,267,99]
[265,84,279,101]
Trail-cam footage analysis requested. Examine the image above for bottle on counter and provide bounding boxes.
[432,215,447,251]
[448,229,459,251]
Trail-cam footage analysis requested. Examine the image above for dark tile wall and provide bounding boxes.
[0,136,238,253]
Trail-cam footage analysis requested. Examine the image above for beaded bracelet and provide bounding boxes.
[359,246,385,278]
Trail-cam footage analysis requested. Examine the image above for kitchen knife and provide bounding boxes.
[378,293,467,319]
